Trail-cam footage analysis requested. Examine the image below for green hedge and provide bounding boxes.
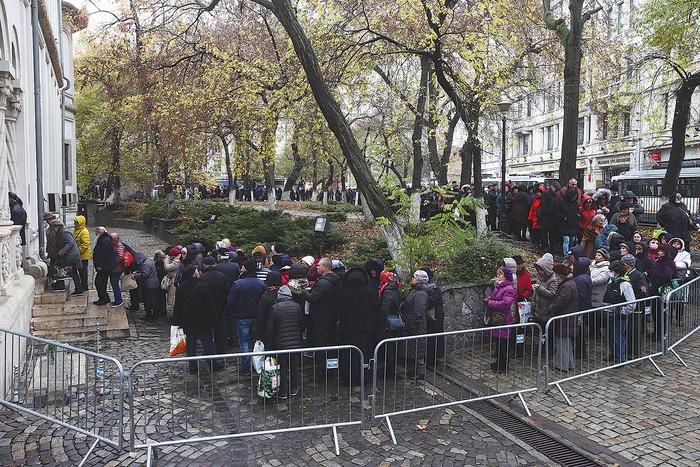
[440,232,519,284]
[165,202,345,257]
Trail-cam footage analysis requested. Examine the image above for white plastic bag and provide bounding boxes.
[256,357,280,398]
[169,326,186,356]
[518,301,532,323]
[252,340,265,374]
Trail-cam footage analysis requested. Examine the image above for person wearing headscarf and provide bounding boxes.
[633,241,654,274]
[646,237,660,262]
[601,261,637,363]
[528,186,546,251]
[336,268,379,384]
[581,214,606,259]
[164,246,182,307]
[109,232,125,307]
[376,270,401,377]
[483,267,516,373]
[670,238,692,270]
[648,243,679,340]
[364,258,385,295]
[546,264,579,372]
[590,248,611,308]
[401,270,431,380]
[657,192,697,251]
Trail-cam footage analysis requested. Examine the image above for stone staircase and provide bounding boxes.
[31,288,131,344]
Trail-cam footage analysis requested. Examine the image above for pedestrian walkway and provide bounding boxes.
[1,228,698,466]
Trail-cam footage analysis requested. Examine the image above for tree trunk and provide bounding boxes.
[108,127,121,203]
[282,137,304,200]
[559,14,583,185]
[439,114,460,185]
[459,141,472,188]
[270,0,400,229]
[220,133,235,204]
[663,73,700,196]
[410,56,430,224]
[262,122,278,210]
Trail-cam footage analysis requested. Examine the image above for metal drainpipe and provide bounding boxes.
[32,0,47,260]
[58,0,67,225]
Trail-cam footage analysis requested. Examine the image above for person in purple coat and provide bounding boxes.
[484,267,516,373]
[647,243,679,340]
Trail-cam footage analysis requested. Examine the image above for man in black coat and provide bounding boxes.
[621,254,649,358]
[201,256,231,354]
[303,257,341,377]
[215,248,240,283]
[174,265,220,373]
[539,182,561,253]
[256,271,282,347]
[485,184,499,231]
[93,226,116,305]
[265,285,304,399]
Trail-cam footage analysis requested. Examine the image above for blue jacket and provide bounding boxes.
[227,272,267,319]
[133,257,159,290]
[93,233,116,271]
[596,224,618,251]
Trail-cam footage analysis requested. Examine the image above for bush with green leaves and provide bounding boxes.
[171,204,344,257]
[441,232,519,284]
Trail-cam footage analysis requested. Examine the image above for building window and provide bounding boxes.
[519,133,530,155]
[526,96,532,117]
[546,125,558,151]
[517,101,522,118]
[617,2,624,33]
[577,118,585,145]
[64,142,72,184]
[622,111,631,136]
[607,7,613,36]
[630,0,636,23]
[600,114,609,140]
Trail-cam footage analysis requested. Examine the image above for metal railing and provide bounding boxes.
[371,323,542,444]
[0,327,126,466]
[544,296,664,405]
[128,345,366,463]
[664,273,700,365]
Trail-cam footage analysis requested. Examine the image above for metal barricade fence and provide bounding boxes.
[544,296,664,405]
[664,273,700,365]
[0,327,126,466]
[371,323,542,444]
[128,345,365,463]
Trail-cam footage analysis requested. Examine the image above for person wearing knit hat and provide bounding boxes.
[501,257,517,270]
[242,258,259,274]
[591,248,611,308]
[168,246,182,256]
[546,263,578,372]
[413,269,429,284]
[264,284,303,398]
[483,266,516,373]
[301,256,315,268]
[620,254,637,268]
[552,263,571,278]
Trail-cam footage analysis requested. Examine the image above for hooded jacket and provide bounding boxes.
[538,186,560,229]
[596,224,617,251]
[634,241,655,274]
[589,259,610,308]
[671,238,692,269]
[647,244,679,292]
[110,233,126,274]
[133,257,159,290]
[174,277,217,335]
[558,188,581,236]
[93,232,116,271]
[572,258,592,311]
[578,196,597,232]
[612,191,645,216]
[532,255,559,320]
[54,225,82,269]
[528,189,545,230]
[72,216,92,261]
[546,274,579,337]
[336,268,378,335]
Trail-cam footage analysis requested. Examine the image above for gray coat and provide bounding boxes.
[532,255,559,321]
[133,257,160,290]
[54,226,81,269]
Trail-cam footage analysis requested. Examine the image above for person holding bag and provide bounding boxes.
[401,270,431,380]
[483,267,516,373]
[376,270,402,377]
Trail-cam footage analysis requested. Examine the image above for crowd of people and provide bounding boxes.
[484,179,699,260]
[42,222,446,397]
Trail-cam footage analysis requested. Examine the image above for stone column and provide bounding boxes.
[7,83,21,194]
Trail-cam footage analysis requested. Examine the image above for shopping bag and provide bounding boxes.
[252,340,265,374]
[120,273,138,291]
[169,326,187,356]
[385,313,406,331]
[518,301,532,323]
[160,275,171,291]
[51,265,73,280]
[256,357,280,398]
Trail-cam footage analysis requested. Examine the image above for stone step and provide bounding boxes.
[32,293,90,317]
[31,305,109,331]
[34,287,71,305]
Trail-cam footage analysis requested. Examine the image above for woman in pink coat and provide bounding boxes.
[484,267,516,373]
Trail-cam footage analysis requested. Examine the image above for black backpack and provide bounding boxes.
[603,279,627,305]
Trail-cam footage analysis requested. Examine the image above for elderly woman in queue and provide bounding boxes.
[401,270,431,380]
[545,263,579,372]
[483,267,516,373]
[376,270,402,377]
[647,243,679,339]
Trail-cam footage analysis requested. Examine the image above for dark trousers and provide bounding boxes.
[186,331,215,370]
[142,288,158,317]
[304,314,315,347]
[531,229,541,248]
[78,259,89,291]
[627,313,645,357]
[214,317,229,354]
[516,222,528,240]
[157,289,167,315]
[70,266,83,294]
[314,320,337,376]
[487,208,497,231]
[277,351,300,395]
[493,337,509,371]
[95,270,110,302]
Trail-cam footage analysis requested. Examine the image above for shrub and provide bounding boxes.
[345,237,391,269]
[142,200,170,224]
[442,232,520,284]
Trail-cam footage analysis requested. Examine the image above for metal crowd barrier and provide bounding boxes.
[544,296,664,405]
[371,323,542,444]
[128,345,366,464]
[0,327,126,466]
[664,273,700,365]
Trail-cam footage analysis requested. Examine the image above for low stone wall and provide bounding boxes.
[441,281,493,332]
[94,211,183,246]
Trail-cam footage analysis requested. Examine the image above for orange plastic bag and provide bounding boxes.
[169,326,187,356]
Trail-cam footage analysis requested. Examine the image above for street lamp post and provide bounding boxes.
[497,101,512,194]
[497,101,511,232]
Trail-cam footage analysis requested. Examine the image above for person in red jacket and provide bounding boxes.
[513,255,534,302]
[528,186,545,252]
[578,196,597,235]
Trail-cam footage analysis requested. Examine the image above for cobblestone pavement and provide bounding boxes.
[1,228,699,466]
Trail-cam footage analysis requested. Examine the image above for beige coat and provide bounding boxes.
[164,255,181,306]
